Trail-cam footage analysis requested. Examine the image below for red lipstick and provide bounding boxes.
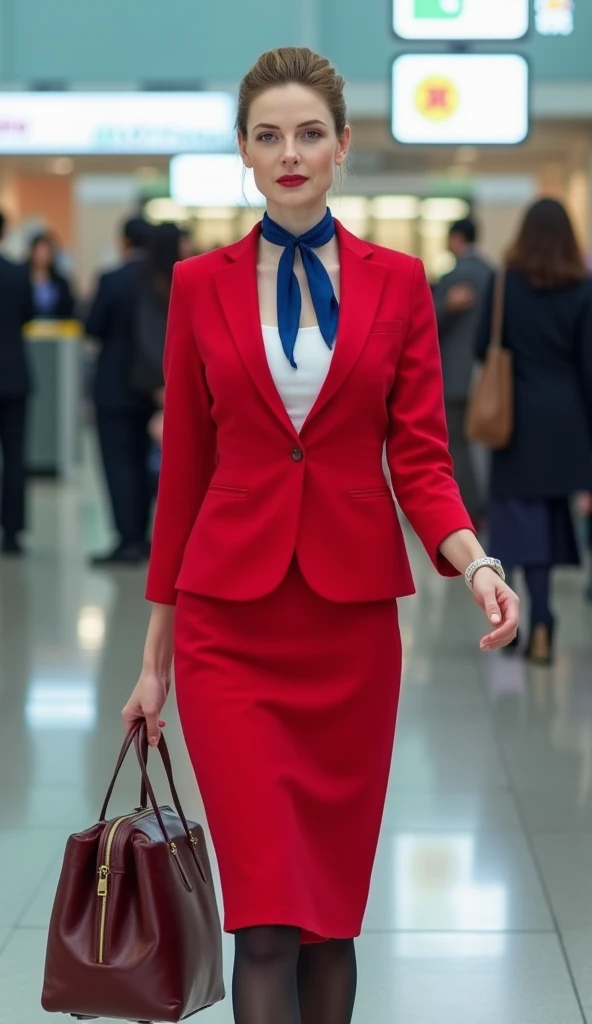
[277,175,309,188]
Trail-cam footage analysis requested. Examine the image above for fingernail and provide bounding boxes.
[491,614,501,624]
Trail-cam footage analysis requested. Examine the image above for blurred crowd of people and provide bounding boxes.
[435,198,592,665]
[0,212,192,564]
[1,197,592,665]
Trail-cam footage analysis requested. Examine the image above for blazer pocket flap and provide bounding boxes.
[369,319,403,334]
[350,486,392,499]
[207,484,249,498]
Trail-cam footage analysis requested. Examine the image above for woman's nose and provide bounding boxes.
[281,142,300,165]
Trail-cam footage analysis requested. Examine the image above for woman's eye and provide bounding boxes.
[303,130,321,140]
[258,133,276,142]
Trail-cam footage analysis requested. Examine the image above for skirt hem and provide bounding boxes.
[223,913,361,945]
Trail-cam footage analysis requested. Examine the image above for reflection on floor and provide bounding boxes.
[1,464,592,1023]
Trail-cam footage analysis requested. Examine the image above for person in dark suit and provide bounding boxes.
[476,198,592,664]
[434,218,494,527]
[27,232,75,319]
[86,216,155,565]
[0,210,34,556]
[130,222,184,463]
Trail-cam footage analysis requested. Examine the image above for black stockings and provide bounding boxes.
[232,926,357,1024]
[233,927,301,1024]
[297,936,357,1024]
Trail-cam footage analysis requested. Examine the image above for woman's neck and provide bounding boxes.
[32,268,51,283]
[265,200,328,238]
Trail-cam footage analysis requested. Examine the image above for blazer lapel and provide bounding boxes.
[214,226,299,439]
[301,223,388,431]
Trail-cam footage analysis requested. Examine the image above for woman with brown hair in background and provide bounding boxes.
[477,197,592,664]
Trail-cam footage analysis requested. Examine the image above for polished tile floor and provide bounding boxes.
[2,453,592,1023]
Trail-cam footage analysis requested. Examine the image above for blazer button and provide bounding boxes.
[291,447,304,462]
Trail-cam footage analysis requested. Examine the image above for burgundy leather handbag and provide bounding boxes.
[42,722,225,1022]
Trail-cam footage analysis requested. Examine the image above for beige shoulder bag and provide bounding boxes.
[465,269,514,450]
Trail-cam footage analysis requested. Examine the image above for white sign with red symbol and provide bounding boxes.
[392,54,529,145]
[535,0,574,35]
[0,93,236,154]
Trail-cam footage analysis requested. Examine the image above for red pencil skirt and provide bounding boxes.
[174,558,402,944]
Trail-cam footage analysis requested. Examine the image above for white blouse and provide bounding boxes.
[262,325,334,435]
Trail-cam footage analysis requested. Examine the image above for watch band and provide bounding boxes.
[465,557,505,590]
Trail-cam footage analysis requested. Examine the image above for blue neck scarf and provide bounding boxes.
[261,208,339,369]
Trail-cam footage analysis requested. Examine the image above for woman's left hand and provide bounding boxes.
[471,568,520,651]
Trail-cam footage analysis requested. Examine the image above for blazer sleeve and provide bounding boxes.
[386,258,474,576]
[145,261,217,605]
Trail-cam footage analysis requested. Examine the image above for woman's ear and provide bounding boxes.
[334,124,351,168]
[238,132,253,169]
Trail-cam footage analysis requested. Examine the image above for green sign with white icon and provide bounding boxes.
[414,0,463,19]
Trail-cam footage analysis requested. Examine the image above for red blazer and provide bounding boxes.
[146,221,473,605]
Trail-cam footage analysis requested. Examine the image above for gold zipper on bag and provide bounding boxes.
[96,809,152,964]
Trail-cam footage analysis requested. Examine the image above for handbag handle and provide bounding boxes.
[98,721,207,886]
[489,268,506,350]
[98,722,159,818]
[99,722,144,822]
[133,724,207,883]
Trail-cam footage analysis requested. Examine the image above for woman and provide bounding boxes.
[478,198,592,665]
[27,232,75,319]
[123,48,519,1024]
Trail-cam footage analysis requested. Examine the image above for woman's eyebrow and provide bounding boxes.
[252,120,327,130]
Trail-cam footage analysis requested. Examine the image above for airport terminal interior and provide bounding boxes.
[2,0,592,1021]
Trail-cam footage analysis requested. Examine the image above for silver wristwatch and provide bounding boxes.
[465,557,505,590]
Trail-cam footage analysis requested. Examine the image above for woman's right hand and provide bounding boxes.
[122,669,169,747]
[122,603,175,746]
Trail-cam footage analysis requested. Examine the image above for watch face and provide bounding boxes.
[414,0,463,17]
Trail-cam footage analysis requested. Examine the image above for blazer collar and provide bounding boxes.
[221,219,374,263]
[215,218,387,437]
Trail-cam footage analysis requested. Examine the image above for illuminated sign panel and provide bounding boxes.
[0,93,236,154]
[392,54,529,145]
[170,154,265,207]
[394,0,529,40]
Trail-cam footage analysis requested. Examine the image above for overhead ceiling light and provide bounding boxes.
[144,197,189,223]
[371,195,420,220]
[420,197,470,221]
[196,207,237,220]
[170,154,265,208]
